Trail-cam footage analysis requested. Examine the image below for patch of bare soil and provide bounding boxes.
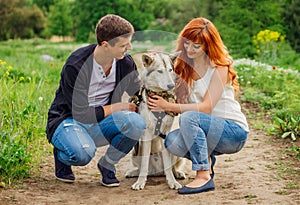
[1,109,299,205]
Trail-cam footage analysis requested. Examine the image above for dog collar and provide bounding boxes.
[146,88,178,117]
[129,86,178,139]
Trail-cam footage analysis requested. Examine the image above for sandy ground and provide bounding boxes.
[0,112,299,205]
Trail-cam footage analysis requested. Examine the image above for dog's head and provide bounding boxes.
[141,51,180,92]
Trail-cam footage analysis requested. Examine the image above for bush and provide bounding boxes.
[0,3,46,40]
[235,58,300,141]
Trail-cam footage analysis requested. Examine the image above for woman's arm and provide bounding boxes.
[148,67,228,114]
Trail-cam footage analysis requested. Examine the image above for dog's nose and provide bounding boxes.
[167,84,175,89]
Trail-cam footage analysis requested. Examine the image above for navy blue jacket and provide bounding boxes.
[46,44,140,142]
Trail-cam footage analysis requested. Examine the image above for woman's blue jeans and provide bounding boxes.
[165,111,248,171]
[51,111,146,167]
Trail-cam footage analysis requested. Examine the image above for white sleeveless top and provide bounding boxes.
[189,68,249,132]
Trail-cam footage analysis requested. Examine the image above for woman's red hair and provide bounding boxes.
[174,17,239,102]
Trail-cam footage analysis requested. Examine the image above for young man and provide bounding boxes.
[46,14,146,187]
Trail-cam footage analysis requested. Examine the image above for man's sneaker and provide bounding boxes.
[97,162,120,187]
[54,148,75,183]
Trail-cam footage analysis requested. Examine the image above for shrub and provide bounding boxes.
[234,58,300,141]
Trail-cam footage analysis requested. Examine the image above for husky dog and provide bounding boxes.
[125,52,186,190]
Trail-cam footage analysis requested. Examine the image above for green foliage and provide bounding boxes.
[1,0,299,63]
[72,0,114,42]
[253,29,286,65]
[235,59,300,141]
[123,0,155,30]
[214,0,285,58]
[72,0,155,42]
[149,0,219,32]
[0,39,80,186]
[0,132,31,185]
[31,0,56,12]
[0,0,46,40]
[274,115,300,141]
[283,0,300,52]
[286,146,300,160]
[47,0,73,38]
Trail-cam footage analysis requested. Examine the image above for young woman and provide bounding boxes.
[147,17,249,194]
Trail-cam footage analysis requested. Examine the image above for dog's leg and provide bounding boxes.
[161,144,182,189]
[172,157,187,179]
[131,136,152,190]
[125,145,141,178]
[125,154,140,178]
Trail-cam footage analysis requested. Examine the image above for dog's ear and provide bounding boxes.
[169,51,181,64]
[142,54,154,67]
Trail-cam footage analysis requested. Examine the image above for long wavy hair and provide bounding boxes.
[174,17,238,102]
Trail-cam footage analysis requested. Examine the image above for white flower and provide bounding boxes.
[38,97,43,102]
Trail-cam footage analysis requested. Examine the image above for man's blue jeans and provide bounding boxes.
[51,111,146,167]
[165,111,248,171]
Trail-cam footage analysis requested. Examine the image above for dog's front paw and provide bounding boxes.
[168,180,182,189]
[131,177,147,190]
[125,169,139,178]
[173,170,186,179]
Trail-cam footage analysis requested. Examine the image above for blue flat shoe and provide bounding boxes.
[178,178,215,194]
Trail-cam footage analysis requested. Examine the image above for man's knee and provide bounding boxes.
[122,111,146,140]
[69,146,96,166]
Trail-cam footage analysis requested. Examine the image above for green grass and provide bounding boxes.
[0,39,83,186]
[234,58,300,142]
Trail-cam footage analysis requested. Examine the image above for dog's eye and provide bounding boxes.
[157,70,163,73]
[169,69,173,72]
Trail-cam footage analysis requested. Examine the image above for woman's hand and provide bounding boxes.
[147,95,169,112]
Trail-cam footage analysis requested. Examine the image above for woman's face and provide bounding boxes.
[183,40,205,59]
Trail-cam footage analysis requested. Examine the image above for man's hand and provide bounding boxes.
[103,102,138,117]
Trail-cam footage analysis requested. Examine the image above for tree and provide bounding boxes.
[72,0,155,42]
[72,0,116,42]
[0,0,21,40]
[0,0,46,40]
[150,0,220,33]
[121,0,154,31]
[283,0,300,52]
[47,0,73,39]
[31,0,56,13]
[213,0,285,58]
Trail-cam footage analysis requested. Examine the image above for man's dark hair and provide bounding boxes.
[95,14,134,46]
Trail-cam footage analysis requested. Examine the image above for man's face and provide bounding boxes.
[107,35,133,59]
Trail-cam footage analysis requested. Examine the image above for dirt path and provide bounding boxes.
[1,115,299,205]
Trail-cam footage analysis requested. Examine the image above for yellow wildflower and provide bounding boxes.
[0,60,7,65]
